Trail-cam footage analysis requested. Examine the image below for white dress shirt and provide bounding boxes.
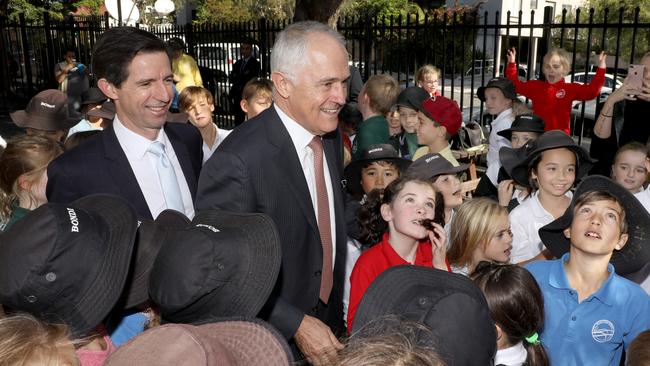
[201,123,232,164]
[635,185,650,214]
[113,116,195,219]
[486,108,513,186]
[275,104,337,269]
[509,191,572,264]
[495,342,528,366]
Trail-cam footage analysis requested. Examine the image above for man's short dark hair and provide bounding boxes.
[92,26,168,87]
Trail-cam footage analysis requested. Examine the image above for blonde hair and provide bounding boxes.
[241,78,273,102]
[448,198,508,268]
[0,313,79,366]
[415,65,441,84]
[363,74,400,115]
[0,135,63,222]
[543,48,571,74]
[178,86,214,113]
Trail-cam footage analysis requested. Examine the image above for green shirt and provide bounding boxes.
[352,115,390,160]
[0,205,30,232]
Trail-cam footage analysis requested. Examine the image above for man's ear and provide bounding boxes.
[614,233,629,251]
[271,71,292,99]
[97,79,118,100]
[563,227,571,239]
[380,203,392,222]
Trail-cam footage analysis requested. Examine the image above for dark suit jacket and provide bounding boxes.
[47,122,203,219]
[196,107,349,339]
[228,56,261,102]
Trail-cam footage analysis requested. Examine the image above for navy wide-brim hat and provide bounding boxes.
[540,175,650,279]
[500,130,596,187]
[0,194,138,338]
[497,113,545,141]
[352,266,496,366]
[149,211,282,324]
[345,144,412,195]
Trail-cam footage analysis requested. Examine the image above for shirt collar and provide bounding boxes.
[274,104,316,150]
[549,253,615,306]
[495,342,527,366]
[113,114,165,160]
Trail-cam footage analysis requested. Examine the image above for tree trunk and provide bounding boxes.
[293,0,344,27]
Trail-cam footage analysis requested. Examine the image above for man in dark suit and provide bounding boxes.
[197,22,351,364]
[228,41,261,126]
[47,27,202,220]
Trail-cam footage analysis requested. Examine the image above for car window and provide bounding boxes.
[604,77,614,88]
[199,46,227,61]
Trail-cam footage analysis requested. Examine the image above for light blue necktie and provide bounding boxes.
[148,141,184,212]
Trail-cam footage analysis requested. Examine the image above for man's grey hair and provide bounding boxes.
[271,21,347,81]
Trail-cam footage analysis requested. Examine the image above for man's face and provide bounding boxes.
[107,51,173,139]
[186,96,214,129]
[65,51,75,63]
[241,43,252,59]
[279,33,349,136]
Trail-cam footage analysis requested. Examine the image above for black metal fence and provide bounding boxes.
[1,6,649,135]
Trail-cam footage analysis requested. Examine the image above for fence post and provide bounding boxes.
[185,22,193,57]
[44,12,55,87]
[363,13,372,81]
[259,17,268,76]
[104,11,110,30]
[19,13,34,95]
[539,6,553,68]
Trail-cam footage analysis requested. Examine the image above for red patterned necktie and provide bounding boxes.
[308,136,333,303]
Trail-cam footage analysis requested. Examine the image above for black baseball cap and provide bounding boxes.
[477,77,517,101]
[396,86,430,111]
[406,153,468,180]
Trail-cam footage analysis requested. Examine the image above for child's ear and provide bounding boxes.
[240,100,249,114]
[16,174,32,191]
[563,227,571,239]
[380,203,392,222]
[614,233,629,251]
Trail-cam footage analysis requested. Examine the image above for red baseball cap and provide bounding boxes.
[419,96,462,136]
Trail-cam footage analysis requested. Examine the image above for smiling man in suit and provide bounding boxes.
[196,21,351,364]
[46,27,202,219]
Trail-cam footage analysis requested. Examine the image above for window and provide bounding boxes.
[530,0,538,9]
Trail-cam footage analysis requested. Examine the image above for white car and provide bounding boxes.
[565,72,625,121]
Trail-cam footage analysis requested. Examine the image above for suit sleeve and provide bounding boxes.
[46,159,83,204]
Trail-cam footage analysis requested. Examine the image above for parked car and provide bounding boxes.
[193,42,260,80]
[565,72,624,121]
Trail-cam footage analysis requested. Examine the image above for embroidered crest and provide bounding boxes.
[555,89,566,99]
[591,319,614,343]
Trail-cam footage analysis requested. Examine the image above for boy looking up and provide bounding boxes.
[527,175,650,366]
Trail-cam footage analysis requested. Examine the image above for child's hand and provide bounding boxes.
[498,180,515,207]
[428,222,448,270]
[507,47,516,64]
[597,51,607,69]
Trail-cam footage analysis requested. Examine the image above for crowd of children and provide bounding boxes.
[1,32,650,366]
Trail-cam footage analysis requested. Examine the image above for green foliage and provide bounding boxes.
[194,0,293,24]
[339,0,418,19]
[7,0,64,22]
[71,0,104,15]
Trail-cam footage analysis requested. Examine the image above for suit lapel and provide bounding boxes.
[265,110,319,233]
[102,124,153,219]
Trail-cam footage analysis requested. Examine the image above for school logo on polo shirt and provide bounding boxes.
[555,89,566,99]
[591,319,614,343]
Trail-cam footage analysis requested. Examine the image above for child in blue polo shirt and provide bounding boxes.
[526,175,650,366]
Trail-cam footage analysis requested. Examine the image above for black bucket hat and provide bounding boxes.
[149,211,282,324]
[396,86,430,111]
[540,175,650,279]
[10,89,78,130]
[344,144,412,195]
[497,113,546,140]
[352,265,496,366]
[81,87,108,106]
[477,77,517,101]
[0,194,138,338]
[499,130,596,187]
[406,152,469,181]
[122,210,191,309]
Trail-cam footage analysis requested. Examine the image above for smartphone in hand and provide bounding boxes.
[627,64,645,94]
